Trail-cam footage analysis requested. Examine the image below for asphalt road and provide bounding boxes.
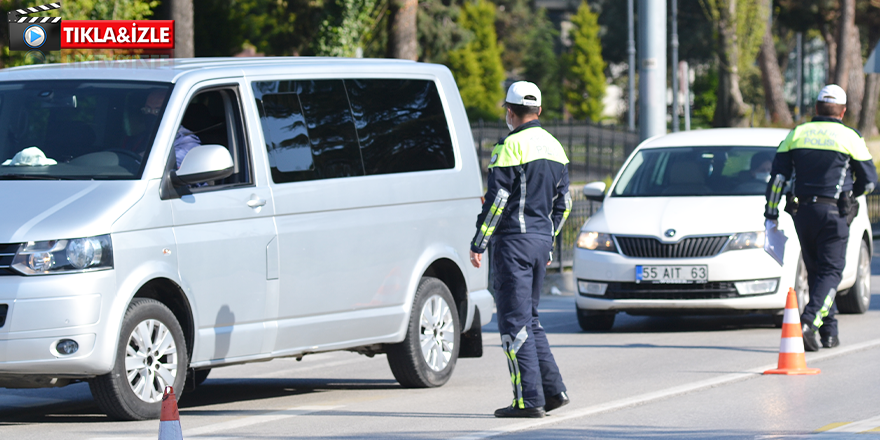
[2,248,880,439]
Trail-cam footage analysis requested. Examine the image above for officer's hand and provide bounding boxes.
[469,250,482,268]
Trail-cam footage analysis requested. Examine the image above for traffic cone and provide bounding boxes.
[158,386,184,440]
[764,288,821,375]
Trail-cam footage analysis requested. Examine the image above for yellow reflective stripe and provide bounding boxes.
[489,127,569,168]
[813,290,836,328]
[788,122,872,160]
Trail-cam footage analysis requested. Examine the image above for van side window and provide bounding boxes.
[253,80,364,183]
[253,78,455,184]
[346,79,454,175]
[178,87,252,189]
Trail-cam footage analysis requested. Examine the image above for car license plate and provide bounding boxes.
[636,265,708,284]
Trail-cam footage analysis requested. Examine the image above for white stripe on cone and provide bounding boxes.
[782,307,800,324]
[779,337,805,354]
[158,420,183,440]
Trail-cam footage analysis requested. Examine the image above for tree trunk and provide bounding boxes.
[758,0,793,126]
[172,0,195,58]
[713,0,749,127]
[859,73,880,137]
[823,25,838,81]
[834,0,855,88]
[844,25,864,126]
[386,0,418,60]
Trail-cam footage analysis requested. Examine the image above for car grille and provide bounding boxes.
[585,281,741,300]
[616,235,730,258]
[0,243,19,276]
[0,304,7,328]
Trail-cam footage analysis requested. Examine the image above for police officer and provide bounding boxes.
[469,81,571,418]
[764,84,877,352]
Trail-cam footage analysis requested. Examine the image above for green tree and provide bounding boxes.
[491,0,533,74]
[417,0,469,63]
[522,9,562,120]
[564,1,606,121]
[311,0,379,56]
[446,0,505,120]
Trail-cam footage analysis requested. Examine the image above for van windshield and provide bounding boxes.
[612,146,778,197]
[0,80,172,180]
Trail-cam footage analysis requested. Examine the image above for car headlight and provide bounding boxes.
[12,235,113,275]
[726,231,765,251]
[576,232,617,252]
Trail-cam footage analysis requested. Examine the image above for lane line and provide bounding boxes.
[89,405,341,440]
[821,414,880,433]
[449,337,880,440]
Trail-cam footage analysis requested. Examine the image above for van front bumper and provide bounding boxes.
[0,270,118,380]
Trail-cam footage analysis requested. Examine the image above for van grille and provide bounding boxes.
[0,304,7,328]
[616,236,730,259]
[0,243,19,276]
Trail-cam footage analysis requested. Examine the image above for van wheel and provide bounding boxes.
[794,254,810,315]
[387,277,460,388]
[89,299,188,421]
[838,240,871,314]
[576,308,615,332]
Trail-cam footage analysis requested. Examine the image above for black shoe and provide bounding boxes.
[494,405,545,418]
[544,391,570,412]
[802,323,820,352]
[821,335,840,349]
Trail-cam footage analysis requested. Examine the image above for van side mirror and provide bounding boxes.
[582,181,606,202]
[171,145,234,186]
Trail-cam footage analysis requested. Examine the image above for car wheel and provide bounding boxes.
[576,308,615,332]
[387,277,460,388]
[89,298,188,421]
[794,254,810,315]
[837,240,871,314]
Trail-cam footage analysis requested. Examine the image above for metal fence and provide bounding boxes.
[470,120,640,185]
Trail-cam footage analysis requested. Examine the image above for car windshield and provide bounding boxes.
[612,146,778,197]
[0,80,172,180]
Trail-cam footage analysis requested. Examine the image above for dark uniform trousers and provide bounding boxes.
[491,233,566,409]
[793,201,848,337]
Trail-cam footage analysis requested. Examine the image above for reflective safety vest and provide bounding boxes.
[764,116,877,220]
[471,120,572,253]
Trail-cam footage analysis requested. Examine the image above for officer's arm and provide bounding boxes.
[764,134,795,220]
[847,136,877,196]
[551,165,572,237]
[471,166,516,254]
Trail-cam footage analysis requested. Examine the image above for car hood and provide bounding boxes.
[584,196,768,240]
[0,180,147,243]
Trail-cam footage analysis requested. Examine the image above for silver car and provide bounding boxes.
[0,58,493,420]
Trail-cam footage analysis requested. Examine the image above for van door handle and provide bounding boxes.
[247,198,267,208]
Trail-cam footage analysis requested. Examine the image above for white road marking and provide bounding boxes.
[819,414,880,433]
[450,337,880,440]
[89,405,341,440]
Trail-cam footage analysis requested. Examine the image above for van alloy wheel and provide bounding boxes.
[419,295,456,372]
[125,319,180,402]
[89,298,188,421]
[387,277,460,388]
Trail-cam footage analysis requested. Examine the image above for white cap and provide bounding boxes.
[817,84,847,105]
[505,81,542,107]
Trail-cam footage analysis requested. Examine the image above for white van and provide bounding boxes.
[0,58,494,420]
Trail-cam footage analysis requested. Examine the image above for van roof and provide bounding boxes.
[638,127,791,149]
[0,57,425,83]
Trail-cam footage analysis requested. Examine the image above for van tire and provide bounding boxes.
[387,277,460,388]
[838,240,871,314]
[89,299,189,421]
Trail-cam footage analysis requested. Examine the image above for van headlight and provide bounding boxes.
[725,231,765,251]
[12,235,113,275]
[576,232,617,252]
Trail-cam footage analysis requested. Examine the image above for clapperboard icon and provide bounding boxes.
[7,2,61,51]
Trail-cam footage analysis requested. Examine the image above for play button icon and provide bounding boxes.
[23,25,46,48]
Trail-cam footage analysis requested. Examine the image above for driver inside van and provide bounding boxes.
[123,89,201,168]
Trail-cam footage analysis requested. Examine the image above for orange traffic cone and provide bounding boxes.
[764,288,820,375]
[158,386,184,440]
